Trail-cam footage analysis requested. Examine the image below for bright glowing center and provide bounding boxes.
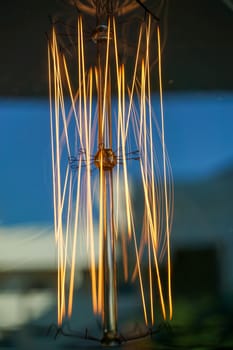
[94,145,117,170]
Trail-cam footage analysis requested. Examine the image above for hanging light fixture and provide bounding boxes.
[48,0,173,344]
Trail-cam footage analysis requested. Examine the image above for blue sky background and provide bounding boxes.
[0,92,232,226]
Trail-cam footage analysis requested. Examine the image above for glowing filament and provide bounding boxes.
[48,14,173,327]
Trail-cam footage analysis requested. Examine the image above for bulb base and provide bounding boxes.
[101,331,121,346]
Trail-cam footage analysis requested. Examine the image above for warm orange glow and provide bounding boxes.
[49,14,173,327]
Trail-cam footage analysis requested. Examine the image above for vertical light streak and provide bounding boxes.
[139,59,144,149]
[119,65,132,238]
[157,26,173,320]
[94,66,103,314]
[98,150,104,315]
[145,15,158,249]
[51,31,61,244]
[51,29,64,324]
[131,211,147,283]
[78,17,83,152]
[159,154,174,261]
[80,16,97,313]
[68,159,82,317]
[150,227,166,320]
[58,164,70,318]
[125,24,143,139]
[113,18,121,239]
[52,32,71,158]
[148,226,154,325]
[130,208,148,325]
[64,174,73,289]
[62,55,83,148]
[101,17,111,141]
[88,68,93,154]
[57,78,71,158]
[48,45,58,240]
[142,61,148,212]
[140,158,166,320]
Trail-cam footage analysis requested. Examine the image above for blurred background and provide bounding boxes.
[0,0,233,348]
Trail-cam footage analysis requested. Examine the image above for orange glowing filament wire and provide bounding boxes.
[48,13,173,328]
